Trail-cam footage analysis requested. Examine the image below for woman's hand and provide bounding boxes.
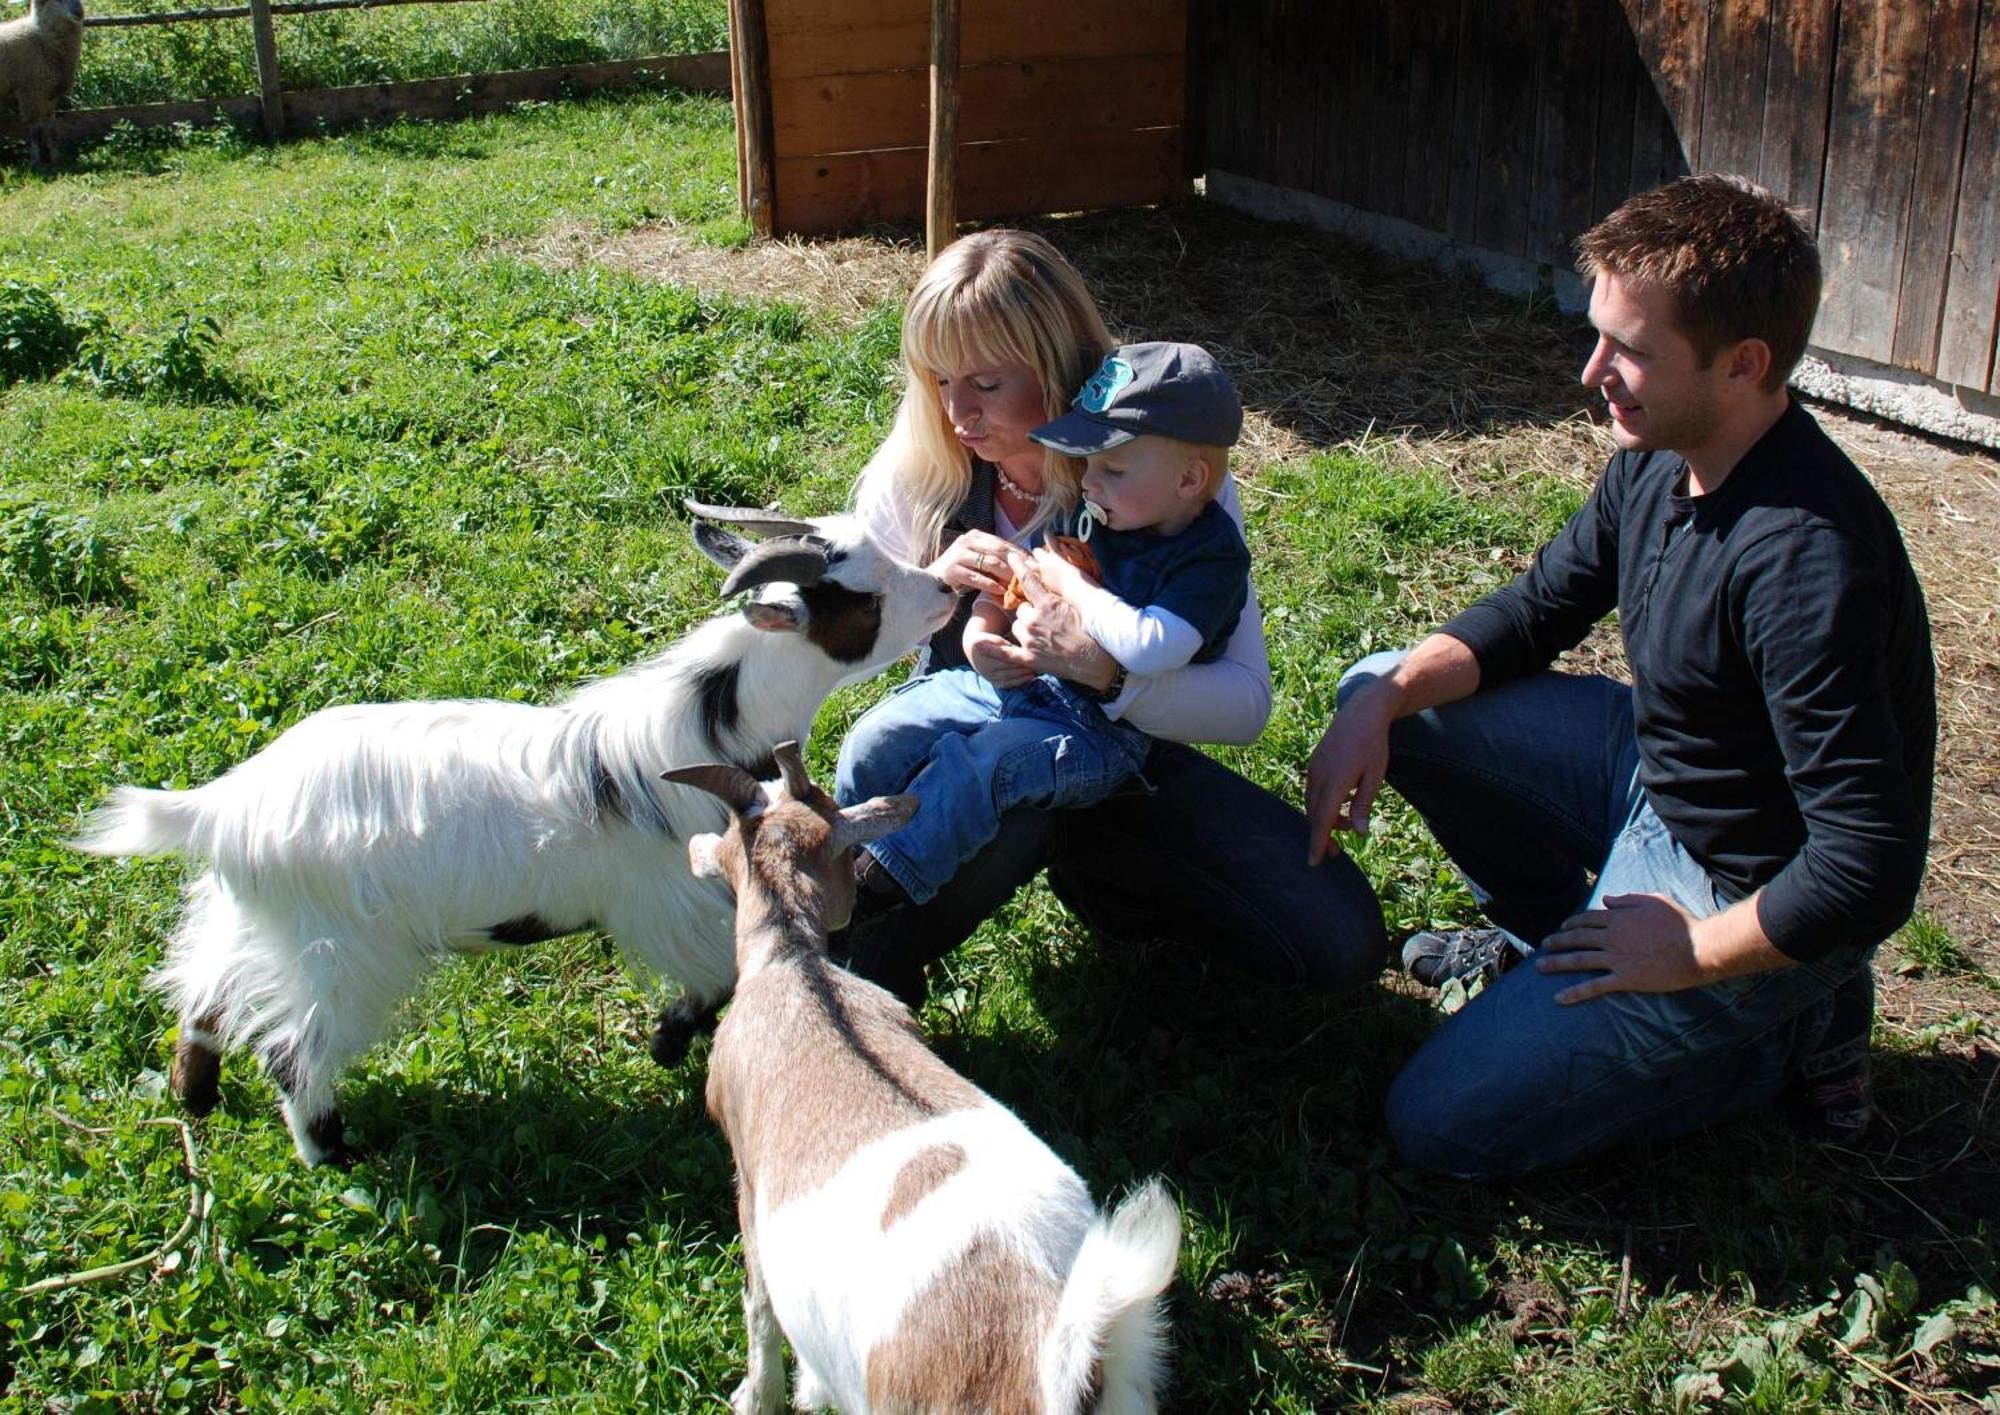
[967,628,1038,689]
[929,530,1019,599]
[1008,568,1119,691]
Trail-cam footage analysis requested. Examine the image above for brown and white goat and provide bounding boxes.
[669,743,1180,1415]
[71,504,956,1166]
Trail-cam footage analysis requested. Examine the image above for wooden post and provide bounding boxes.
[729,0,775,237]
[247,0,283,138]
[926,0,960,258]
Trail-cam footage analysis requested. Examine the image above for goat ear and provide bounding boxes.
[687,832,727,880]
[742,599,803,634]
[771,741,813,799]
[661,762,764,813]
[831,792,919,851]
[693,520,752,572]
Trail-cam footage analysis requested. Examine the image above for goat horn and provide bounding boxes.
[660,762,764,814]
[720,538,830,597]
[771,741,811,799]
[685,500,820,539]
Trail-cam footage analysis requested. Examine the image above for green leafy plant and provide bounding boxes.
[0,502,134,605]
[72,311,244,404]
[0,278,95,384]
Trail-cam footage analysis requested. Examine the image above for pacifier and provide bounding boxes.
[1077,499,1108,540]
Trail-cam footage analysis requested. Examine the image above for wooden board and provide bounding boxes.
[1362,0,1413,217]
[1272,0,1321,195]
[1814,0,1932,364]
[775,125,1186,235]
[1636,0,1706,167]
[1936,0,2000,392]
[1591,0,1643,228]
[1531,0,1606,266]
[1756,0,1835,224]
[1443,0,1487,243]
[1400,0,1464,233]
[1891,0,1981,373]
[1697,0,1772,181]
[771,53,1182,156]
[1471,0,1541,258]
[766,0,1184,79]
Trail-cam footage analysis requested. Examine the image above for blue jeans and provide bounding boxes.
[832,673,1389,1007]
[839,669,1151,904]
[1341,650,1870,1179]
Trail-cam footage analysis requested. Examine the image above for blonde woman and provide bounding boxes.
[834,230,1386,1005]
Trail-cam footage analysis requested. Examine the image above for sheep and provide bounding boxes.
[669,741,1181,1415]
[70,502,957,1167]
[1,0,84,169]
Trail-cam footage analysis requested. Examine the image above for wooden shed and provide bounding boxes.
[727,0,1194,241]
[729,0,2000,441]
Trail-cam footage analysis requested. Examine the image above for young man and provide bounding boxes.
[1307,174,1935,1179]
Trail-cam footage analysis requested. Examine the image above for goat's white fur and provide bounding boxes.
[682,751,1180,1413]
[72,513,954,1166]
[1,0,83,168]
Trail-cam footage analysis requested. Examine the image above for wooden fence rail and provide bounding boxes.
[82,0,485,30]
[2,0,729,149]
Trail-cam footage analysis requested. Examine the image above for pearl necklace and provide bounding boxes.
[993,462,1044,505]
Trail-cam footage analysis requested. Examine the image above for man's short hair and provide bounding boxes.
[1577,174,1822,392]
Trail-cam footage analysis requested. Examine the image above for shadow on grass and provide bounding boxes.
[923,921,1998,1401]
[297,1058,737,1263]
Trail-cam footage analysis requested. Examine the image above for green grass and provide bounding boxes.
[3,93,1996,1410]
[1894,909,1979,979]
[6,0,726,112]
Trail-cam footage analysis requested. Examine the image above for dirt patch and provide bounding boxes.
[534,202,2000,980]
[523,218,927,326]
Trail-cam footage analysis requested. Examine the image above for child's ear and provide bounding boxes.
[1178,451,1211,500]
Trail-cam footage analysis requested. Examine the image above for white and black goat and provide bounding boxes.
[71,503,956,1166]
[670,743,1180,1415]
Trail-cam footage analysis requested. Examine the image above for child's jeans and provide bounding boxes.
[836,667,1150,904]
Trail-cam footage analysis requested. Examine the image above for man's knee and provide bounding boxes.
[1384,1039,1556,1182]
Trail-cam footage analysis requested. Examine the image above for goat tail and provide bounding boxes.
[70,785,205,859]
[1042,1179,1181,1415]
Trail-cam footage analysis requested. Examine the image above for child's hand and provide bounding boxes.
[1031,545,1088,600]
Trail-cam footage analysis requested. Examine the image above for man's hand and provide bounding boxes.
[1534,893,1708,1003]
[1304,684,1396,866]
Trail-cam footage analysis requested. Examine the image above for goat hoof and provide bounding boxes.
[171,1043,223,1117]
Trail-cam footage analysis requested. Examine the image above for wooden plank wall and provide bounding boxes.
[749,0,1189,238]
[1203,0,2000,395]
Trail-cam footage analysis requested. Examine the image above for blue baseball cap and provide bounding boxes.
[1030,341,1244,456]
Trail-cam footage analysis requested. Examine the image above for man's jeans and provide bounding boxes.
[1341,650,1870,1179]
[837,668,1149,904]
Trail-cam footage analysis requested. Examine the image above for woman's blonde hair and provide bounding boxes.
[855,230,1115,563]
